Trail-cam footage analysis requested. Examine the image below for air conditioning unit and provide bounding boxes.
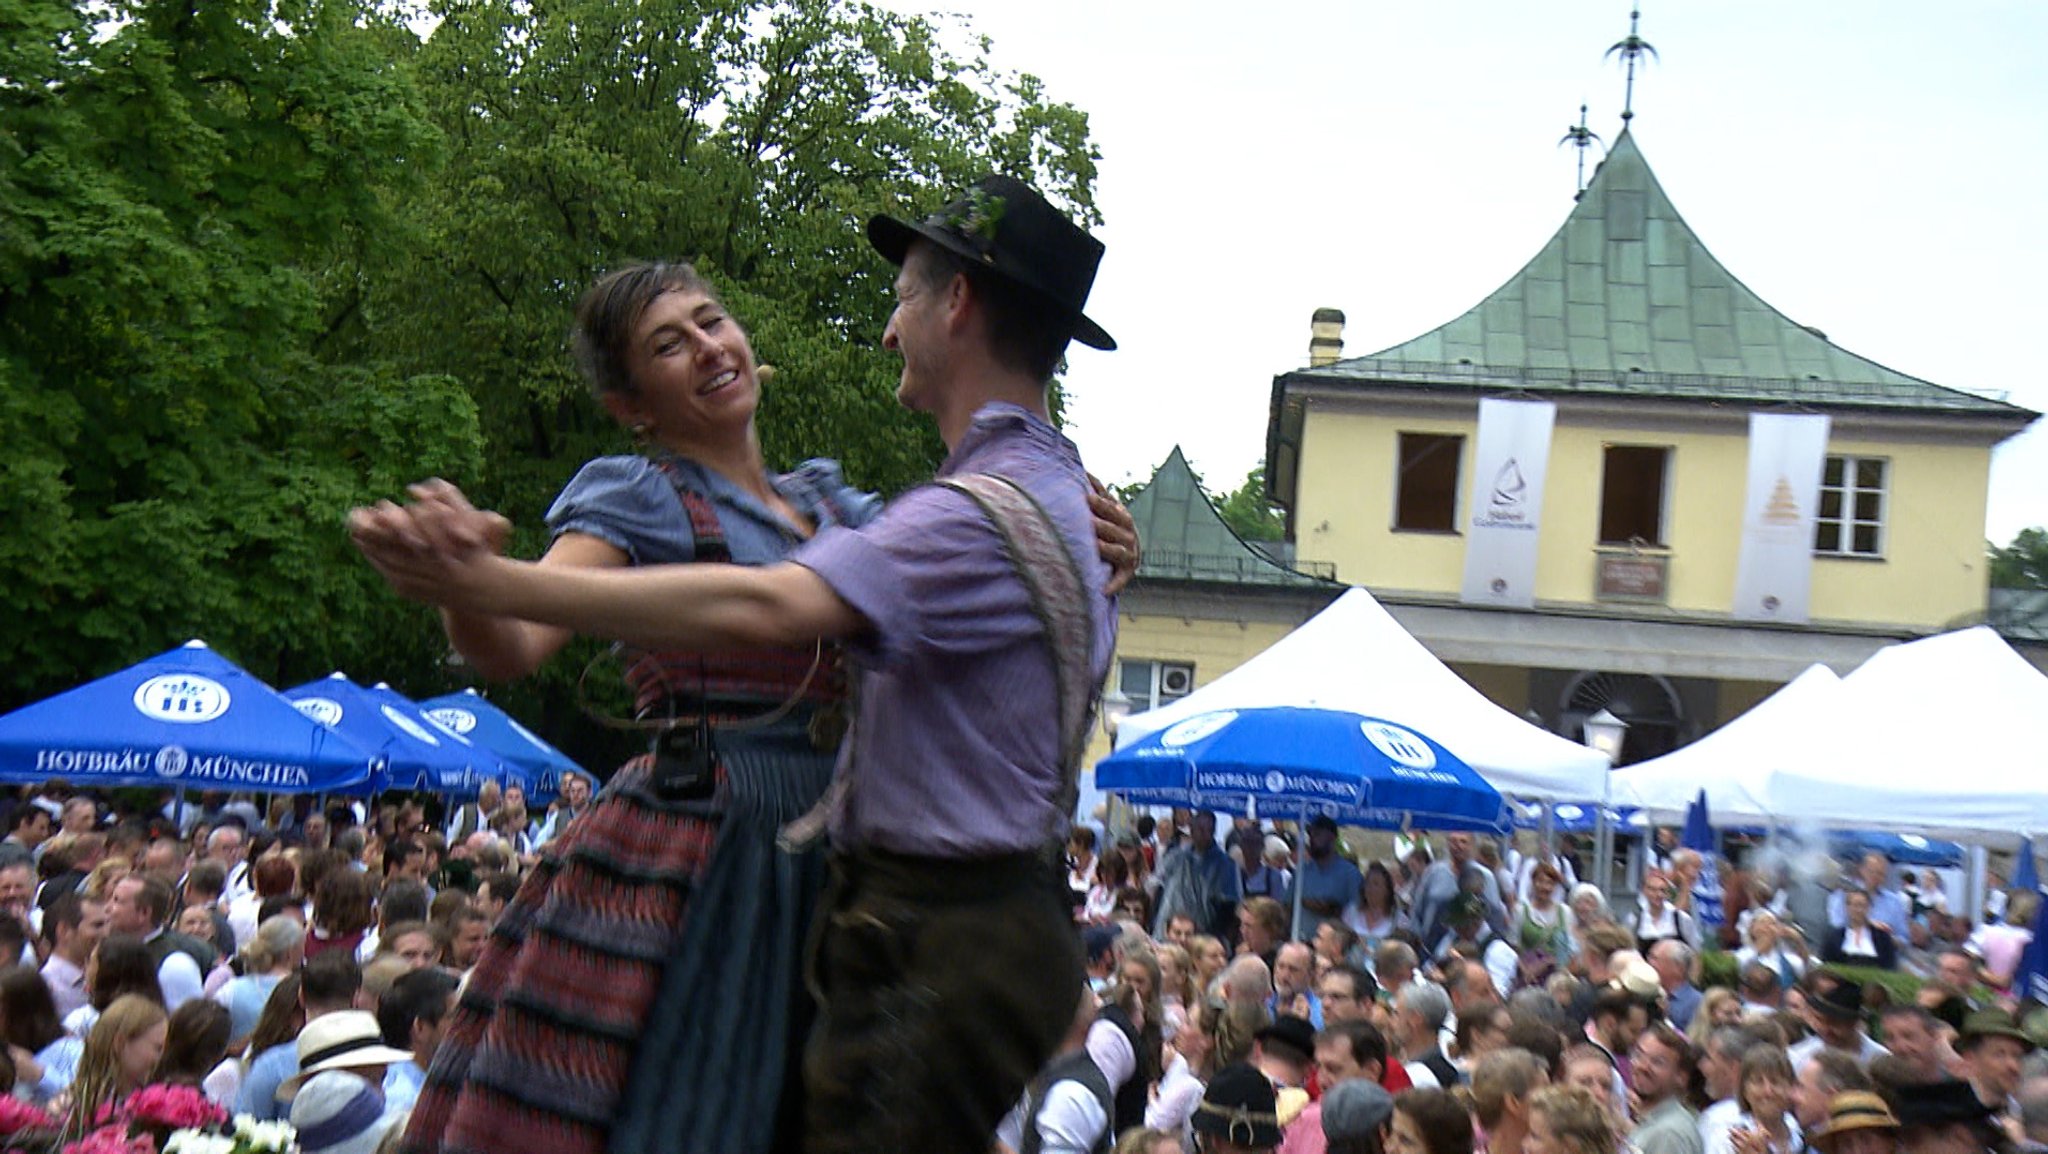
[1161,665,1194,696]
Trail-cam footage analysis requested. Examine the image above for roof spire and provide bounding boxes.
[1605,6,1657,124]
[1558,102,1604,197]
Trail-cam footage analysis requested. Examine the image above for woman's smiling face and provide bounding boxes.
[613,288,760,442]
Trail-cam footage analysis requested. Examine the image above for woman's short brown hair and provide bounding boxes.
[572,262,718,397]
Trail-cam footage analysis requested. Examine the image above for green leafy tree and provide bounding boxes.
[1215,464,1284,542]
[344,0,1100,527]
[0,0,474,708]
[329,0,1102,728]
[0,0,1102,767]
[1989,528,2048,589]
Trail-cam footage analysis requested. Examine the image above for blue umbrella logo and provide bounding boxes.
[424,708,477,736]
[154,746,190,777]
[134,675,231,723]
[295,698,344,728]
[1161,711,1237,748]
[1361,721,1436,769]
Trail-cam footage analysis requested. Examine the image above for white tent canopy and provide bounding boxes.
[1113,588,1611,802]
[1610,664,1845,825]
[1760,627,2048,842]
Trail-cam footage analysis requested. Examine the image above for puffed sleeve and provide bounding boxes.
[544,456,697,565]
[782,458,883,529]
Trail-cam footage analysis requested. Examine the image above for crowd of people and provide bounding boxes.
[0,778,594,1153]
[1022,808,2047,1154]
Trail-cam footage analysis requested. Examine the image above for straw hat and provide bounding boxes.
[1809,1092,1899,1152]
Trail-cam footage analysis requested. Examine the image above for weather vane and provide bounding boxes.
[1605,6,1658,124]
[1558,103,1604,195]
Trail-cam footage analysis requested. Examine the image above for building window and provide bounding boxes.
[1394,433,1463,532]
[1815,455,1887,558]
[1598,445,1670,546]
[1118,660,1194,712]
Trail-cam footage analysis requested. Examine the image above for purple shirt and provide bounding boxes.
[794,403,1115,857]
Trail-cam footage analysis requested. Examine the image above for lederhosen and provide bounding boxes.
[800,473,1099,1154]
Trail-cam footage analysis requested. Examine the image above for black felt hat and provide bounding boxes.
[867,175,1115,351]
[1192,1063,1283,1149]
[1254,1014,1317,1064]
[1890,1079,2000,1128]
[1810,980,1865,1021]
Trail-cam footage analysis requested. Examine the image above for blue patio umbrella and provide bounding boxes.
[1829,830,1967,870]
[2013,836,2040,895]
[2013,859,2048,1002]
[1681,789,1726,931]
[1512,801,1638,834]
[1100,707,1506,942]
[0,641,377,794]
[1097,708,1509,833]
[416,689,583,804]
[283,675,507,798]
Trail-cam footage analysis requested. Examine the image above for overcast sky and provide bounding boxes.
[875,1,2048,543]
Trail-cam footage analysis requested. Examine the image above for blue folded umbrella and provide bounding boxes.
[2013,835,2039,891]
[1097,707,1508,832]
[0,641,376,794]
[1682,789,1727,929]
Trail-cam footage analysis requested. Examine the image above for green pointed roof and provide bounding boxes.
[1130,447,1336,587]
[1288,130,2029,417]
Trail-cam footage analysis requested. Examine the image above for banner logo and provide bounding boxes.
[1486,459,1529,523]
[134,675,231,724]
[1733,413,1832,624]
[1462,399,1556,608]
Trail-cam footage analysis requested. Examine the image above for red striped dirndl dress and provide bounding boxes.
[398,485,845,1154]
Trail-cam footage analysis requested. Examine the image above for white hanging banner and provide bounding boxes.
[1731,412,1831,623]
[1460,398,1557,608]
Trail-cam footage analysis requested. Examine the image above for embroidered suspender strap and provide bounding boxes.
[937,473,1097,851]
[649,457,731,562]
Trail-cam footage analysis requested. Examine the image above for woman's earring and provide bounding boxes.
[755,363,776,385]
[629,421,653,444]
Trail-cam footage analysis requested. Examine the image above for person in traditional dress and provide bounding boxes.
[358,187,1136,1154]
[368,176,1128,1152]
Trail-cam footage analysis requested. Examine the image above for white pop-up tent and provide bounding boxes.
[1113,589,1611,802]
[1610,664,1846,825]
[1760,627,2048,841]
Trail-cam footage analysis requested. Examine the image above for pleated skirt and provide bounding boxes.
[398,720,832,1154]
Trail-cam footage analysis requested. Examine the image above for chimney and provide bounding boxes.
[1309,307,1345,367]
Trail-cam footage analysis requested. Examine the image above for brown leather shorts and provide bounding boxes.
[800,850,1084,1154]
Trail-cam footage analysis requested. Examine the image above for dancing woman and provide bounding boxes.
[370,262,1135,1154]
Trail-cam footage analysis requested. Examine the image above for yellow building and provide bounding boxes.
[1253,128,2036,762]
[1099,127,2037,776]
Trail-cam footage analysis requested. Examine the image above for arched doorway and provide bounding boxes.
[1559,671,1685,766]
